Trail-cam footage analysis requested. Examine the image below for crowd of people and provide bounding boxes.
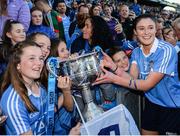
[0,0,180,135]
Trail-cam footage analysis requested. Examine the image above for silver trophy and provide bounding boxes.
[47,47,104,122]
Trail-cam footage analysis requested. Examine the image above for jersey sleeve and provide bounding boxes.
[131,48,139,64]
[153,45,177,76]
[6,92,31,134]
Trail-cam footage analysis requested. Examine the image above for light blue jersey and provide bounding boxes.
[131,38,180,108]
[0,85,48,135]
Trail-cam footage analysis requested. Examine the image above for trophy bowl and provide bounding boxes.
[47,47,104,122]
[58,52,101,87]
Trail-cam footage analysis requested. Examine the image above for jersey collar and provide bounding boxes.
[140,37,158,57]
[150,37,158,53]
[27,88,40,97]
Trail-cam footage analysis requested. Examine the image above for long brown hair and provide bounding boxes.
[0,40,41,112]
[0,0,7,15]
[49,38,65,57]
[27,32,50,89]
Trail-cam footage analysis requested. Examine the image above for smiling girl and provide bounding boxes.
[0,40,75,135]
[94,14,180,135]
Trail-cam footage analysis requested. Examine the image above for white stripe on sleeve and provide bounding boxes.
[7,90,21,133]
[8,89,29,134]
[15,95,28,132]
[159,43,172,73]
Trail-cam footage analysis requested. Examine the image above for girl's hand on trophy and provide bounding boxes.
[93,66,116,85]
[57,76,72,92]
[96,70,105,78]
[101,52,117,72]
[69,53,79,59]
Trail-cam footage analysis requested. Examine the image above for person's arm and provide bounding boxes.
[129,63,139,79]
[62,91,73,111]
[94,44,176,91]
[113,71,164,91]
[94,51,162,91]
[57,76,74,111]
[94,67,164,92]
[17,1,31,31]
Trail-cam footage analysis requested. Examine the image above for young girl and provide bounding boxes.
[0,0,30,37]
[110,47,130,72]
[0,20,26,80]
[28,32,51,60]
[49,39,70,61]
[27,7,56,39]
[94,14,180,135]
[0,40,76,135]
[108,46,141,128]
[49,39,80,135]
[27,32,52,90]
[2,20,26,46]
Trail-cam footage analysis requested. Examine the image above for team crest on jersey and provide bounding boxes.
[142,60,154,80]
[144,60,154,72]
[149,60,154,71]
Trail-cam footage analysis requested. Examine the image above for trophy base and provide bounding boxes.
[83,102,104,122]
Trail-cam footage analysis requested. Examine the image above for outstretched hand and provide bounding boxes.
[100,51,117,71]
[93,66,116,85]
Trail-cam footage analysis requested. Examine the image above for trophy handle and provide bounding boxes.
[93,46,103,60]
[46,57,60,78]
